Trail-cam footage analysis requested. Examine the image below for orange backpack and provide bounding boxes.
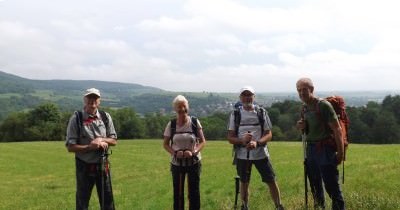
[325,96,349,148]
[301,96,350,152]
[315,96,350,156]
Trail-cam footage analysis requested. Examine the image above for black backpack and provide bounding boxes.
[233,105,266,136]
[74,110,109,140]
[231,105,266,165]
[169,116,199,143]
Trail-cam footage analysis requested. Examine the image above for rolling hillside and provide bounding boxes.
[1,70,399,122]
[0,70,164,96]
[0,71,233,120]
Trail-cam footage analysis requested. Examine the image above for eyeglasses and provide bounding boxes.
[240,93,254,97]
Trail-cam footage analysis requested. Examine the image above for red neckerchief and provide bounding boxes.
[83,115,98,125]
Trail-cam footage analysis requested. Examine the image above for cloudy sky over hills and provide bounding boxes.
[1,0,399,92]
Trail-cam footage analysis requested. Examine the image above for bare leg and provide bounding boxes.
[241,182,250,208]
[267,181,282,207]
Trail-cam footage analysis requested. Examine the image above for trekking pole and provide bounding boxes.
[100,148,107,210]
[234,175,240,210]
[242,131,252,209]
[100,148,114,210]
[90,125,105,210]
[301,132,308,208]
[342,151,345,184]
[105,149,115,210]
[246,131,251,173]
[178,154,184,210]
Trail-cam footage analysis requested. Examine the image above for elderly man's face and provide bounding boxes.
[240,90,255,108]
[84,94,100,113]
[296,82,313,103]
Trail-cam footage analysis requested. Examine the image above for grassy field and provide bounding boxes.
[0,140,399,210]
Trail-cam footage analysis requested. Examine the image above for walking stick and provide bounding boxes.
[342,151,345,184]
[178,156,184,210]
[100,149,107,210]
[246,131,251,176]
[90,125,109,210]
[100,148,114,210]
[239,132,252,210]
[234,175,240,210]
[89,118,114,210]
[302,132,308,208]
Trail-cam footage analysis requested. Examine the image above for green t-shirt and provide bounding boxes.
[304,99,338,143]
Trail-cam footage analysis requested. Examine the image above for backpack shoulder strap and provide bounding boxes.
[315,98,324,120]
[233,108,241,136]
[98,110,109,127]
[256,106,267,126]
[170,118,177,140]
[255,106,265,135]
[190,116,199,138]
[98,110,110,136]
[316,98,335,133]
[74,110,83,142]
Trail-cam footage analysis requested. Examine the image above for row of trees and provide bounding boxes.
[1,95,400,143]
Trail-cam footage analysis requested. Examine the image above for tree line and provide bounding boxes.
[0,95,399,144]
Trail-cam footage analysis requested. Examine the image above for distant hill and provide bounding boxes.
[0,70,399,121]
[0,70,164,96]
[0,71,234,120]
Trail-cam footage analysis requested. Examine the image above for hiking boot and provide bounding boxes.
[241,203,249,210]
[276,204,284,210]
[314,204,325,210]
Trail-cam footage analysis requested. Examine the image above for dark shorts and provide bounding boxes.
[236,157,276,183]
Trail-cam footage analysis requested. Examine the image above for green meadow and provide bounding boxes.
[0,140,399,210]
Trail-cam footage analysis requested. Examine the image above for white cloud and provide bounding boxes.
[183,0,328,34]
[50,19,100,35]
[247,40,275,54]
[137,16,209,33]
[1,0,400,92]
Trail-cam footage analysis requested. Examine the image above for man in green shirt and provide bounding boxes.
[296,78,345,210]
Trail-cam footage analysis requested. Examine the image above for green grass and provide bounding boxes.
[0,141,399,210]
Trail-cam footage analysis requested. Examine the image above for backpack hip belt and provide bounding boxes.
[308,137,336,153]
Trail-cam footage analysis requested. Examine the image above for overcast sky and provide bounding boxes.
[1,0,399,92]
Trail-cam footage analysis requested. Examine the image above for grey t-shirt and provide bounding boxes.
[66,110,117,163]
[228,106,272,160]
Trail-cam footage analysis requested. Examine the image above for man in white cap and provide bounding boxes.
[227,86,284,210]
[66,88,117,210]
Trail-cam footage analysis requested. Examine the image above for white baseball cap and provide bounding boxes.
[239,86,255,95]
[84,88,101,97]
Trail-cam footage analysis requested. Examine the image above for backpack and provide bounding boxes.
[74,110,109,140]
[232,105,267,164]
[233,105,266,136]
[323,96,350,152]
[316,96,350,184]
[169,116,199,144]
[303,96,350,155]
